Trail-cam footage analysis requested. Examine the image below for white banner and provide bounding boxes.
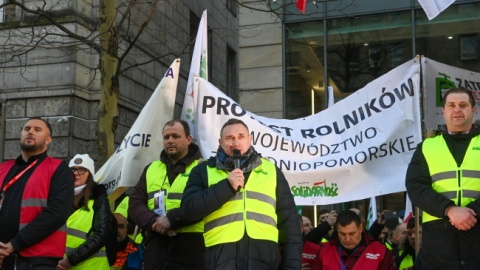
[95,59,180,194]
[191,59,422,205]
[422,57,480,132]
[418,0,455,20]
[181,10,208,139]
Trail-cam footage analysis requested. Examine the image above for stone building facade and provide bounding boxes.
[0,0,240,162]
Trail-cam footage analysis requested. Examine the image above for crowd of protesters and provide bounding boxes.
[1,87,478,270]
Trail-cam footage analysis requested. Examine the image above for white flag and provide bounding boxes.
[95,59,180,194]
[327,86,334,108]
[366,197,377,229]
[404,193,414,223]
[418,0,455,20]
[181,10,208,140]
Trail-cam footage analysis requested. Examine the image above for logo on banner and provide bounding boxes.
[291,179,339,198]
[435,73,456,107]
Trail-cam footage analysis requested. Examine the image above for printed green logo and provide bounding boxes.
[436,72,456,107]
[291,180,339,198]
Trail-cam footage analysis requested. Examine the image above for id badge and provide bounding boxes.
[153,191,166,216]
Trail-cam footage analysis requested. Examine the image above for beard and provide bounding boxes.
[20,141,43,152]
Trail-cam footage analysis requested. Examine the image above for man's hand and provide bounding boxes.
[378,210,388,225]
[227,168,244,191]
[446,206,477,230]
[56,257,72,270]
[0,242,14,260]
[152,216,171,234]
[326,212,337,226]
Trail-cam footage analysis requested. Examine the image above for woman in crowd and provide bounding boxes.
[56,154,113,270]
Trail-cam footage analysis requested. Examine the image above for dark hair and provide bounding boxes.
[406,217,421,229]
[163,119,191,137]
[220,118,249,136]
[442,87,476,108]
[319,208,330,216]
[335,210,362,229]
[73,173,96,211]
[27,117,52,136]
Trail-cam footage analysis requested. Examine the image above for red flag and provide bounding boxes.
[296,0,307,13]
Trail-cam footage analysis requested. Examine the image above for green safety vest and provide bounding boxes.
[66,200,110,269]
[114,196,143,244]
[422,135,480,222]
[204,159,278,247]
[398,250,414,270]
[146,160,203,233]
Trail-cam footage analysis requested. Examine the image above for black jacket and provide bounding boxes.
[405,125,480,269]
[181,155,303,270]
[67,184,112,266]
[129,143,205,270]
[0,152,73,267]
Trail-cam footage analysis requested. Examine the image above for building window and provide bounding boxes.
[459,34,479,60]
[189,11,200,63]
[226,45,238,98]
[0,0,4,23]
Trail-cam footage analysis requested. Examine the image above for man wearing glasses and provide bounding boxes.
[110,213,143,270]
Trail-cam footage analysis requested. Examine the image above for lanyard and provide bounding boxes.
[338,245,359,270]
[339,246,348,270]
[1,159,38,195]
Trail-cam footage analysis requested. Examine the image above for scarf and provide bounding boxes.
[216,146,262,173]
[74,184,86,195]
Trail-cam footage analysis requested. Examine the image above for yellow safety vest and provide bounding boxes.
[146,160,203,233]
[66,200,110,269]
[397,249,414,270]
[422,135,480,222]
[204,159,278,247]
[114,196,143,244]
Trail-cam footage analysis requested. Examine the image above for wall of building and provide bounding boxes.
[238,0,284,118]
[0,0,239,163]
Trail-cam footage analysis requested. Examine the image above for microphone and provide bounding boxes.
[233,150,241,170]
[233,150,241,192]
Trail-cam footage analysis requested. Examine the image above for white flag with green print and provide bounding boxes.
[181,10,208,140]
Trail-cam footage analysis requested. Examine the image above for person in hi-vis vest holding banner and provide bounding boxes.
[181,118,302,270]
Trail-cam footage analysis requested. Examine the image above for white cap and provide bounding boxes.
[69,154,95,175]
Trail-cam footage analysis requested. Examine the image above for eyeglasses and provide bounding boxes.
[118,224,127,229]
[71,167,87,175]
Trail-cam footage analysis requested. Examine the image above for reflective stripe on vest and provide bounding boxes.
[146,160,203,233]
[66,200,110,269]
[422,135,480,223]
[0,157,66,257]
[204,159,278,247]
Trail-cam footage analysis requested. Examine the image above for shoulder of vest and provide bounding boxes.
[44,156,63,165]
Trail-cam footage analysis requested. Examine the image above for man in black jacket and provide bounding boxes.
[406,87,480,270]
[181,118,302,269]
[0,117,74,269]
[129,120,204,270]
